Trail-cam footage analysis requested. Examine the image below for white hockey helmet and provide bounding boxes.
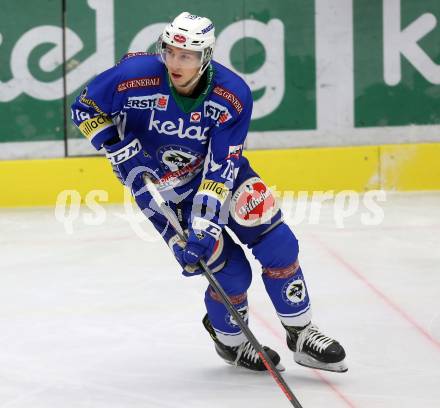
[157,12,215,75]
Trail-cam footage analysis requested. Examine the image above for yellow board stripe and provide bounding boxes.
[0,143,439,207]
[0,157,125,207]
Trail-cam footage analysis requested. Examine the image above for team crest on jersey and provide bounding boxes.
[155,145,204,190]
[230,177,279,227]
[159,146,198,172]
[282,279,307,306]
[124,94,169,111]
[204,100,231,126]
[190,112,201,123]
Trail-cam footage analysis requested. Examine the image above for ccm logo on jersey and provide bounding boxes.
[106,138,142,165]
[124,94,169,111]
[79,115,113,140]
[230,177,279,227]
[204,100,231,125]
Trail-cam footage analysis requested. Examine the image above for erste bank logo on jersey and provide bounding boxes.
[204,100,231,126]
[124,94,169,111]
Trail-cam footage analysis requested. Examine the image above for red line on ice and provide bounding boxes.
[310,233,440,351]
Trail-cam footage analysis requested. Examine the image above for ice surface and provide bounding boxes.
[0,192,439,407]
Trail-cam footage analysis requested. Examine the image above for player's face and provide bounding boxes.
[163,45,202,88]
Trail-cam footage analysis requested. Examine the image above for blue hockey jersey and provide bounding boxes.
[71,53,253,226]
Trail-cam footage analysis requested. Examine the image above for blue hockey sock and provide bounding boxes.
[262,262,312,327]
[204,287,248,347]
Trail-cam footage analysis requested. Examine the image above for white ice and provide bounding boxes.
[1,192,439,408]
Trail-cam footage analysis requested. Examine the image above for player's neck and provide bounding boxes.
[174,80,199,96]
[174,70,208,98]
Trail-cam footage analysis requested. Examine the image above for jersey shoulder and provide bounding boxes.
[115,53,165,80]
[88,53,165,95]
[210,60,252,116]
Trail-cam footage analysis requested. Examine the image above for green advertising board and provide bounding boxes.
[0,0,64,144]
[1,0,440,158]
[354,0,440,127]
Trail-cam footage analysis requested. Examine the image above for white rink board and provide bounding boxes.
[0,192,440,407]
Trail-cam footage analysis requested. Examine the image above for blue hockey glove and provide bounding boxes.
[104,132,157,193]
[170,217,221,277]
[183,217,222,266]
[170,236,203,276]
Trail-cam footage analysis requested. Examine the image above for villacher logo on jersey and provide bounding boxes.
[148,110,209,142]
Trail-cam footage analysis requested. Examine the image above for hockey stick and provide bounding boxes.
[144,175,304,408]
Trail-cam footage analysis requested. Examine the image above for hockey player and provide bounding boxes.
[71,12,347,373]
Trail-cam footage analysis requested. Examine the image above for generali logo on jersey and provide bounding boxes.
[148,110,209,142]
[117,76,161,92]
[213,86,243,114]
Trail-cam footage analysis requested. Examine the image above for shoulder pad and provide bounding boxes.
[116,52,159,65]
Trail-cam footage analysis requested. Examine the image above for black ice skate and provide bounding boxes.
[284,323,348,373]
[202,314,285,372]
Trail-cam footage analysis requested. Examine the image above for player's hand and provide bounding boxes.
[169,233,204,276]
[172,243,203,276]
[171,217,221,277]
[183,217,221,265]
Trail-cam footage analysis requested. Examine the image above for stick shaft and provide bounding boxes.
[144,176,303,407]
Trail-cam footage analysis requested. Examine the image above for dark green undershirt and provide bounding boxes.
[168,64,214,113]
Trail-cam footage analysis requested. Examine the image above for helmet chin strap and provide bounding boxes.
[178,71,202,90]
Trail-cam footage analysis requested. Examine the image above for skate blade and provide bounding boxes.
[225,361,286,372]
[294,352,348,373]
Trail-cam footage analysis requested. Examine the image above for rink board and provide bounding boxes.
[1,143,439,207]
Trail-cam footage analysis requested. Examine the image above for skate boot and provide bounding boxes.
[202,314,284,372]
[284,323,347,373]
